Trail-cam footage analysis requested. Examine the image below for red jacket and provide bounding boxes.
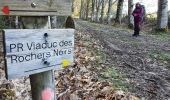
[132,7,143,26]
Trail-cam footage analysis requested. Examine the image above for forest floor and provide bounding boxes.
[75,19,170,100]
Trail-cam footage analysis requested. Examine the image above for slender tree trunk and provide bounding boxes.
[80,0,84,19]
[80,0,90,20]
[101,0,105,23]
[80,0,86,19]
[157,0,168,31]
[72,0,74,13]
[128,0,134,28]
[95,0,101,22]
[86,0,90,20]
[115,0,124,24]
[91,0,96,21]
[107,0,113,24]
[96,8,100,22]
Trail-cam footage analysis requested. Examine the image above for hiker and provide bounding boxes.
[132,3,144,37]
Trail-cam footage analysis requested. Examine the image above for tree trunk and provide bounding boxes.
[128,0,134,28]
[91,0,96,21]
[80,0,89,20]
[96,8,100,22]
[95,0,101,22]
[72,0,75,13]
[80,0,86,19]
[107,0,113,24]
[86,0,90,20]
[100,0,105,23]
[157,0,168,31]
[115,0,124,24]
[80,0,84,19]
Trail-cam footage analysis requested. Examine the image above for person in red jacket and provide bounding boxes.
[132,3,144,37]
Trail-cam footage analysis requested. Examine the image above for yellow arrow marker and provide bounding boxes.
[62,59,70,69]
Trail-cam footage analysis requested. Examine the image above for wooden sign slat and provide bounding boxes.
[2,29,74,79]
[0,0,72,16]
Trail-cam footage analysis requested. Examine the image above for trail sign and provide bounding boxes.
[0,0,72,16]
[2,29,74,79]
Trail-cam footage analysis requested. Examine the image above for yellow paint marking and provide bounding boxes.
[62,59,70,68]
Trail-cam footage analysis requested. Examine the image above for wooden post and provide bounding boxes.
[20,16,67,100]
[30,71,55,100]
[21,17,55,100]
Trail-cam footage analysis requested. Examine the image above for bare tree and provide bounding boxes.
[128,0,134,28]
[115,0,124,24]
[86,0,91,20]
[80,0,85,19]
[157,0,168,31]
[100,0,106,23]
[95,0,102,22]
[72,0,75,13]
[80,0,90,20]
[91,0,96,21]
[107,0,113,24]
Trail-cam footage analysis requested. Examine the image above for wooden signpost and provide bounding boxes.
[3,29,74,79]
[0,0,72,16]
[0,0,73,100]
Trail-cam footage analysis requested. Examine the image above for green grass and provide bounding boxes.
[159,53,170,62]
[100,67,134,92]
[101,67,120,79]
[149,31,170,41]
[96,49,107,64]
[149,51,170,62]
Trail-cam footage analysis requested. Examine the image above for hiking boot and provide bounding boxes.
[132,34,140,37]
[132,34,137,37]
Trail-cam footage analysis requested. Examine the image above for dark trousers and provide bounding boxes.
[134,23,140,36]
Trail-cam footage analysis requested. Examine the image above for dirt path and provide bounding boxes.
[75,19,170,100]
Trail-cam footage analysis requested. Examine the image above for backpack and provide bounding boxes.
[140,5,146,22]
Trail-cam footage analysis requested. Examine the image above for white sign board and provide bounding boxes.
[3,29,74,79]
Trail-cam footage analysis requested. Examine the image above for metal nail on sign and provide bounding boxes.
[0,0,72,16]
[2,29,74,79]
